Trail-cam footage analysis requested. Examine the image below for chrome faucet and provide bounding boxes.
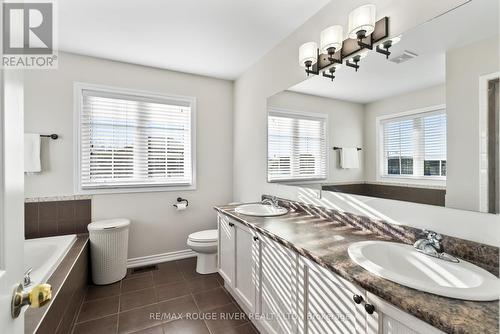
[24,268,33,287]
[262,196,279,207]
[413,230,458,263]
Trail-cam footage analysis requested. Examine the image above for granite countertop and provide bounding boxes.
[214,204,499,334]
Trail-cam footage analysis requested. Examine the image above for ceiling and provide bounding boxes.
[288,0,499,104]
[58,0,330,80]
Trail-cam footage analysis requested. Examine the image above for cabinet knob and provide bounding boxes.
[364,303,375,314]
[228,222,234,227]
[253,236,259,241]
[352,294,363,304]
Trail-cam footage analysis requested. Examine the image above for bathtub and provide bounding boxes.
[24,234,77,286]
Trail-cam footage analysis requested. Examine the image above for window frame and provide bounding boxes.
[266,106,329,183]
[73,82,197,194]
[376,104,446,186]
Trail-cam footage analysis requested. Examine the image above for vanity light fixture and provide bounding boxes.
[348,4,376,50]
[320,25,344,64]
[299,41,318,75]
[376,35,402,59]
[346,52,367,72]
[297,4,392,82]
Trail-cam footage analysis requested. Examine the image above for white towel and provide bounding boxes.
[24,133,41,173]
[340,147,359,169]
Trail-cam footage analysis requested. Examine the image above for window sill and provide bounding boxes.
[268,178,327,184]
[75,184,196,195]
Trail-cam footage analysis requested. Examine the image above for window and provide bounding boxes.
[379,107,446,181]
[267,108,327,182]
[75,83,195,193]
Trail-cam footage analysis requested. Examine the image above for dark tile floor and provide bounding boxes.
[71,257,259,334]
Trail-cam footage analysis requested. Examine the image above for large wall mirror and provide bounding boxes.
[266,0,499,214]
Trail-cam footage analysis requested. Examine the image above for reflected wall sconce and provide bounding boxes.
[298,4,396,83]
[376,35,401,59]
[346,53,367,72]
[322,64,341,81]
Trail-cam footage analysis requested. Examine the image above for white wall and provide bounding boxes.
[364,84,446,184]
[24,52,233,259]
[268,91,364,183]
[446,36,499,212]
[233,0,500,247]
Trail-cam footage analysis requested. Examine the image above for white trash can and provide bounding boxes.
[88,218,130,285]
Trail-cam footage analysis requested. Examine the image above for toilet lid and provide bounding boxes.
[188,229,218,243]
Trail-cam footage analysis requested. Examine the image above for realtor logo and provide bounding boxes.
[2,1,57,68]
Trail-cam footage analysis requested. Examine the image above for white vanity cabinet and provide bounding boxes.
[233,221,259,312]
[217,214,259,312]
[299,257,367,334]
[217,214,235,285]
[217,213,445,334]
[258,235,299,334]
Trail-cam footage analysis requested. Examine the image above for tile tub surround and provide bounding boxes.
[25,199,91,239]
[322,183,446,206]
[71,257,260,334]
[25,234,89,334]
[214,203,499,334]
[263,195,499,276]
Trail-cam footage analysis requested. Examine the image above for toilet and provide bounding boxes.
[187,229,218,274]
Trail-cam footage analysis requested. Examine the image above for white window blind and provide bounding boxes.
[268,109,327,182]
[78,88,194,190]
[381,108,446,179]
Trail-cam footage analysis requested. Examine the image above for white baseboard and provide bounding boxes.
[127,249,196,268]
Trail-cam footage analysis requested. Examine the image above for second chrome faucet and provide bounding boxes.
[413,230,459,263]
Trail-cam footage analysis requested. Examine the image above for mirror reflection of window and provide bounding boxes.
[379,107,446,183]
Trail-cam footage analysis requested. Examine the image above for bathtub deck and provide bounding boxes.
[25,234,89,334]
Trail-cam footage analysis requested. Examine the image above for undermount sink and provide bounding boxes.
[235,203,288,217]
[348,241,500,301]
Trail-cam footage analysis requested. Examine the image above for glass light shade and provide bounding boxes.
[348,4,376,39]
[320,25,344,53]
[298,42,318,67]
[390,35,402,45]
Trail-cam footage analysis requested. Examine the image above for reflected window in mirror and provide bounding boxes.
[267,108,328,182]
[378,105,446,184]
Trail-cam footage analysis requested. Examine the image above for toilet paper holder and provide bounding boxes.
[173,197,189,208]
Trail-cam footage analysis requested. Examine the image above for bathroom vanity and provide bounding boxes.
[215,202,498,334]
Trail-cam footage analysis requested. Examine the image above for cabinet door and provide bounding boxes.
[365,292,445,334]
[217,214,235,286]
[234,223,259,312]
[259,236,299,334]
[300,258,366,334]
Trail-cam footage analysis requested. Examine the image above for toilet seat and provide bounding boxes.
[188,229,217,243]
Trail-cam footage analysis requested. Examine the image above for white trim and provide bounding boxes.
[478,71,500,213]
[266,106,330,183]
[127,249,196,268]
[375,104,447,187]
[73,82,197,195]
